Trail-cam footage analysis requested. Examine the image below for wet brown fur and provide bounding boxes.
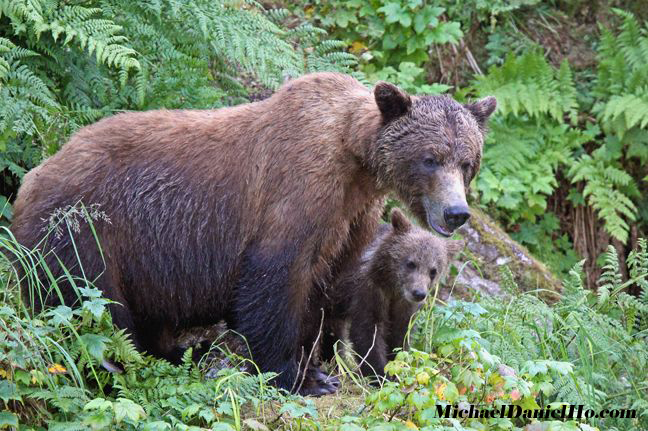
[11,72,494,394]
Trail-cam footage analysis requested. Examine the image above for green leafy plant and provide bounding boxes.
[304,0,462,68]
[295,0,462,93]
[0,215,291,430]
[566,9,648,244]
[439,0,542,29]
[366,61,452,95]
[365,341,576,430]
[472,21,647,247]
[472,50,585,222]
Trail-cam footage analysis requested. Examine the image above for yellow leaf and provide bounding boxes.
[0,369,7,379]
[405,420,419,430]
[350,41,366,54]
[435,383,447,400]
[30,370,45,385]
[48,363,67,374]
[488,373,504,388]
[416,372,430,385]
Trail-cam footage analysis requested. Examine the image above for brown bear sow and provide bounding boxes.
[321,208,463,381]
[11,72,495,395]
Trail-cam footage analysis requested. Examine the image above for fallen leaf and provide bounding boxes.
[48,363,67,374]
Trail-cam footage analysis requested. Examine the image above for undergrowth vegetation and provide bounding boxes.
[419,241,648,431]
[1,214,647,429]
[472,10,646,248]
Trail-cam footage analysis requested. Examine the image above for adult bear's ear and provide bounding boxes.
[374,81,411,123]
[464,96,497,131]
[446,239,465,260]
[390,208,412,234]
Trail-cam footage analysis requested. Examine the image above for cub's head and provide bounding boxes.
[372,82,496,237]
[383,209,464,304]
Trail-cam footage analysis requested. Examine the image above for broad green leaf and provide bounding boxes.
[114,398,146,423]
[0,380,20,403]
[79,334,111,361]
[46,305,74,326]
[84,398,113,411]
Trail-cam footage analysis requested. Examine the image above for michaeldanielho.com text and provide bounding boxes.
[436,404,637,420]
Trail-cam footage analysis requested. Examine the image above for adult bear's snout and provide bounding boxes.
[444,205,471,231]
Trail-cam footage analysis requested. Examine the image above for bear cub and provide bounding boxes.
[322,208,464,381]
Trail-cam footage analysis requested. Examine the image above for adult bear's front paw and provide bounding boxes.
[298,366,339,396]
[308,365,341,388]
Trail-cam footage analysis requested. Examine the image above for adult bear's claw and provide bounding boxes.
[310,366,341,388]
[298,366,340,396]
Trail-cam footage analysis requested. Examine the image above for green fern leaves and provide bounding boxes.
[596,10,648,138]
[0,1,140,72]
[472,50,587,223]
[571,9,648,244]
[474,12,647,245]
[603,93,648,132]
[474,49,578,122]
[569,149,639,244]
[463,242,648,428]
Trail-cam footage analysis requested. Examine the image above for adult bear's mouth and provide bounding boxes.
[426,219,452,237]
[421,196,453,237]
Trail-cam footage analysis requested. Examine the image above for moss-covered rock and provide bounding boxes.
[442,208,562,302]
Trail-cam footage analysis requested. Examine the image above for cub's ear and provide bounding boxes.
[464,96,497,130]
[374,81,411,123]
[446,239,465,260]
[390,208,412,234]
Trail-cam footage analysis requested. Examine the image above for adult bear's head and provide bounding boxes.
[371,82,496,237]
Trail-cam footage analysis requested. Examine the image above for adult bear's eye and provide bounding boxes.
[429,268,437,279]
[406,260,417,270]
[423,158,438,169]
[461,162,472,176]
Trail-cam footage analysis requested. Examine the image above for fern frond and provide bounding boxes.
[569,149,638,243]
[596,9,648,145]
[474,49,578,122]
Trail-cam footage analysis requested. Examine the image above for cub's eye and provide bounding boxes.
[429,268,438,279]
[423,158,438,168]
[406,260,417,270]
[461,162,471,173]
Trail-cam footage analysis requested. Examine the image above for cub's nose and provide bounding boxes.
[444,205,471,231]
[412,289,427,302]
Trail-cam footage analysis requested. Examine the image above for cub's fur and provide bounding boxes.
[322,208,463,380]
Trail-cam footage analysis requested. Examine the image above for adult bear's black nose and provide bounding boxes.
[444,205,470,231]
